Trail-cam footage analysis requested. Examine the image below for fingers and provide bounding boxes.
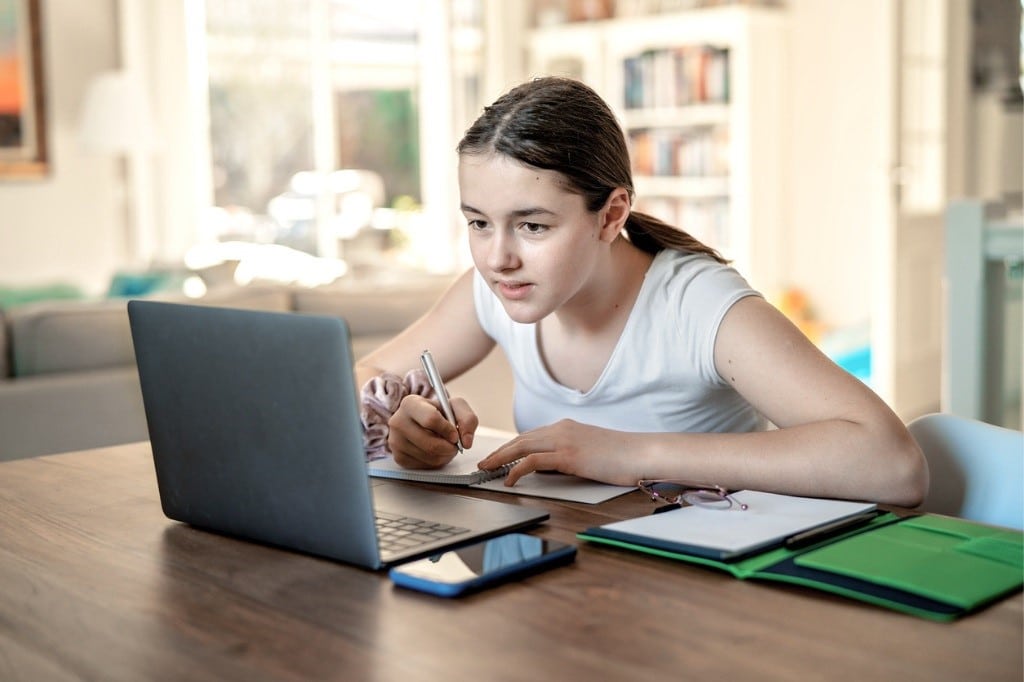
[449,397,479,450]
[388,429,455,469]
[476,440,514,471]
[477,432,536,470]
[476,431,567,486]
[472,420,631,487]
[503,452,561,486]
[387,394,462,468]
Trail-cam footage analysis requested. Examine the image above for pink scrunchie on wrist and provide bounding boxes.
[359,368,435,461]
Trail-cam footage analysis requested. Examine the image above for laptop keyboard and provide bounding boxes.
[375,511,471,553]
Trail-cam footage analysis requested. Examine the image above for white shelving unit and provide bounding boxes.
[528,19,608,85]
[944,200,1023,430]
[528,6,787,293]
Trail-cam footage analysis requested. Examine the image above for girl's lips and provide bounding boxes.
[496,280,533,301]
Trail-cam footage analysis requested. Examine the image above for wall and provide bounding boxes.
[0,1,897,312]
[0,1,1007,318]
[0,1,121,296]
[782,0,891,330]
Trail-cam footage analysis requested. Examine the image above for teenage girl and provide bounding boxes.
[355,77,927,507]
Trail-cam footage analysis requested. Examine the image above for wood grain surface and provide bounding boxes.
[0,443,1020,682]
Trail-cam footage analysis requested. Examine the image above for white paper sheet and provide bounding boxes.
[368,427,635,503]
[472,472,636,504]
[597,490,877,558]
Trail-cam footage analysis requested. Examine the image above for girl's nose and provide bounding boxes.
[486,228,519,272]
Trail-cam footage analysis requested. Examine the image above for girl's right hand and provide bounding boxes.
[386,394,479,469]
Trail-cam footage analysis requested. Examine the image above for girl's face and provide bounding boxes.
[459,153,609,324]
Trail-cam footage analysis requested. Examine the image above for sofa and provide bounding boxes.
[0,277,515,461]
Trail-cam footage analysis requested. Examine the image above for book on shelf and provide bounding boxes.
[623,45,730,110]
[628,126,730,177]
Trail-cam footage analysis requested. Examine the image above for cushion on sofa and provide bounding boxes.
[162,284,292,313]
[8,299,135,377]
[0,367,148,460]
[0,307,8,378]
[291,279,451,337]
[8,286,293,377]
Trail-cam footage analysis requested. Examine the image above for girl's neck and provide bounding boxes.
[553,238,655,336]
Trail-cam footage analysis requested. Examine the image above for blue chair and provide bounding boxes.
[907,413,1024,530]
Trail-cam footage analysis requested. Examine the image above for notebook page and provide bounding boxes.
[597,491,877,558]
[472,473,635,504]
[367,431,512,484]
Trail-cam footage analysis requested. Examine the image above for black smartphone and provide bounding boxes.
[388,533,576,598]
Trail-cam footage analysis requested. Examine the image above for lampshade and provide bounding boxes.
[77,70,157,154]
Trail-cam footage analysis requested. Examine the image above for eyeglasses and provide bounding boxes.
[637,479,748,511]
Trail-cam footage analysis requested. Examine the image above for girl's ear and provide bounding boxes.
[598,187,631,242]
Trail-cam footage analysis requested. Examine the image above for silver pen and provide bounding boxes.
[419,349,465,453]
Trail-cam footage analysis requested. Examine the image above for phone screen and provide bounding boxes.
[391,534,572,586]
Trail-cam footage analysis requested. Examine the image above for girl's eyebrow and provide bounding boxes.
[460,203,557,219]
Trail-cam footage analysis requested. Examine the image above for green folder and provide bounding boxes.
[578,513,1023,621]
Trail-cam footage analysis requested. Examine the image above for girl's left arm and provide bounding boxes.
[479,296,928,506]
[690,295,929,506]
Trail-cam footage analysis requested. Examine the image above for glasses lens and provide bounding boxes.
[682,490,731,509]
[646,482,691,503]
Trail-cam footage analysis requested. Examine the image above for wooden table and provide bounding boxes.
[0,443,1020,682]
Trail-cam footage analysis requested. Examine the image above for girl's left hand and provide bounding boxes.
[476,419,642,487]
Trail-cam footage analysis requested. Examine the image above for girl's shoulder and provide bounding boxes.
[649,249,755,296]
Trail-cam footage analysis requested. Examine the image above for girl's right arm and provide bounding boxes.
[354,269,496,468]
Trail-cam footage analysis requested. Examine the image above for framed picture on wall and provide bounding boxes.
[0,0,47,179]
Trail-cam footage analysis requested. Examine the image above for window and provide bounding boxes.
[196,0,484,281]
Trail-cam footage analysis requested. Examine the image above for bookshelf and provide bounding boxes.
[528,6,787,292]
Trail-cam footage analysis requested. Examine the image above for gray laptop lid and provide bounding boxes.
[127,300,547,570]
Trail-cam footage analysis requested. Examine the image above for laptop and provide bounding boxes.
[127,300,548,570]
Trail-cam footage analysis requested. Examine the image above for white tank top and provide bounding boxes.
[473,248,765,434]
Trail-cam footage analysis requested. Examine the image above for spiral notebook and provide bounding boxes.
[367,428,635,504]
[367,431,514,485]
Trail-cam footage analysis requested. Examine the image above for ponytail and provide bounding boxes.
[625,210,728,264]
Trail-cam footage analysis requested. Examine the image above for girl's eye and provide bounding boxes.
[520,222,548,235]
[467,219,488,231]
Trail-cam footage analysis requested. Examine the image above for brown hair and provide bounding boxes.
[457,76,726,263]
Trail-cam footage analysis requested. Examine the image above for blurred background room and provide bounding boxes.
[0,0,1021,458]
